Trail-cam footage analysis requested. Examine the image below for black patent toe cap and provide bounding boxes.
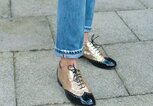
[103,57,117,67]
[65,90,96,106]
[89,57,117,69]
[80,92,96,106]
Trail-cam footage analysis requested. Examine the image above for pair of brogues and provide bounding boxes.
[57,34,117,106]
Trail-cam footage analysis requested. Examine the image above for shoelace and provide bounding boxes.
[89,34,103,56]
[68,64,85,89]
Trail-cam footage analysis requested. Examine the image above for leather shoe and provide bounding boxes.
[82,34,117,69]
[57,62,96,106]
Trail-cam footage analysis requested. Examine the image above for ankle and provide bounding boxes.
[84,39,89,44]
[59,58,77,69]
[84,32,89,43]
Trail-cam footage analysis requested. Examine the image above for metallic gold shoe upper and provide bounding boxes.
[83,34,117,69]
[57,64,92,96]
[83,40,105,62]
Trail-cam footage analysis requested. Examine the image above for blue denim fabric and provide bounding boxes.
[54,0,95,58]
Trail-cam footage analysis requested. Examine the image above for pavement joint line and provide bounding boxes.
[96,91,153,101]
[115,11,141,42]
[24,92,153,106]
[96,95,130,101]
[12,51,18,106]
[46,16,55,44]
[32,101,71,106]
[101,46,131,96]
[137,0,148,9]
[141,39,153,42]
[0,38,153,54]
[0,48,54,54]
[103,40,140,46]
[1,39,153,54]
[0,15,48,20]
[103,37,153,46]
[8,14,57,19]
[114,68,131,95]
[9,0,13,18]
[103,38,152,46]
[95,8,148,13]
[29,48,54,51]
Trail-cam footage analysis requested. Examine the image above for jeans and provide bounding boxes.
[54,0,95,58]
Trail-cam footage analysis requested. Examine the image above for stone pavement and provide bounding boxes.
[0,0,153,106]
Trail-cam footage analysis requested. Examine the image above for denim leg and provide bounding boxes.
[84,0,95,33]
[55,0,86,58]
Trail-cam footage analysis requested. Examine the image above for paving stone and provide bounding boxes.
[139,0,153,8]
[0,52,16,106]
[92,12,138,44]
[118,9,153,41]
[12,0,57,17]
[48,12,138,45]
[45,103,74,106]
[0,17,54,52]
[95,0,145,12]
[96,94,153,106]
[78,58,128,99]
[15,50,71,106]
[47,16,56,42]
[0,0,10,18]
[104,41,153,95]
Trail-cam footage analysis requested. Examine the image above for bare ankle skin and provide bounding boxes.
[59,32,89,70]
[59,58,78,69]
[84,32,89,43]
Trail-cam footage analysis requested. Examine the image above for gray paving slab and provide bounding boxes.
[15,50,72,106]
[14,49,128,105]
[0,0,10,18]
[48,12,138,45]
[0,17,54,52]
[78,58,128,99]
[92,12,138,44]
[118,9,153,41]
[95,0,145,12]
[104,41,153,95]
[0,52,16,106]
[47,16,56,42]
[96,94,153,106]
[139,0,153,8]
[44,103,74,106]
[12,0,57,17]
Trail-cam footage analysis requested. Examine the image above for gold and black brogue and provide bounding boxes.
[82,34,117,69]
[57,62,96,106]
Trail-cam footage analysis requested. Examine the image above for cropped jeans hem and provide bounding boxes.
[84,26,92,33]
[54,47,83,58]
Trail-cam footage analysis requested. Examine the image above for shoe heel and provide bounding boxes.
[56,69,63,87]
[57,78,63,87]
[79,56,84,58]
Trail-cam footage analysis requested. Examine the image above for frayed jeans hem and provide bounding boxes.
[84,26,92,33]
[54,48,83,58]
